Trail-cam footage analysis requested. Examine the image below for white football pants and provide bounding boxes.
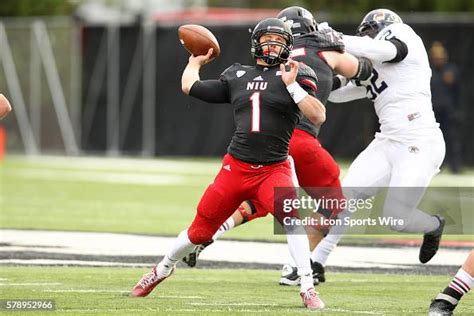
[312,134,445,265]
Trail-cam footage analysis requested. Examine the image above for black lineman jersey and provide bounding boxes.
[218,63,317,164]
[291,30,345,137]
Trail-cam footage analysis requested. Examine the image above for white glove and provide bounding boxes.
[318,22,331,31]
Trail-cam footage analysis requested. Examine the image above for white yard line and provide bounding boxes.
[0,282,62,286]
[9,169,187,186]
[43,289,129,293]
[0,259,149,267]
[58,307,385,314]
[9,155,220,175]
[0,229,469,269]
[41,290,204,299]
[58,308,308,314]
[325,308,384,315]
[8,155,473,186]
[58,309,256,313]
[188,302,278,306]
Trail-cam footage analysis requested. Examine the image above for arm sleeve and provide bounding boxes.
[352,56,373,80]
[332,75,343,91]
[343,35,398,63]
[328,81,367,103]
[332,75,348,91]
[189,79,230,103]
[385,38,408,63]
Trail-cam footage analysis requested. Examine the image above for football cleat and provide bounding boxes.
[182,240,214,267]
[428,299,456,316]
[279,264,300,286]
[419,215,445,264]
[131,265,175,297]
[279,263,321,286]
[300,288,325,310]
[311,260,326,283]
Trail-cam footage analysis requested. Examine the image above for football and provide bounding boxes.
[0,94,12,120]
[178,24,221,59]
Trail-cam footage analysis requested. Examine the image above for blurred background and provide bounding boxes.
[0,0,473,173]
[0,6,473,311]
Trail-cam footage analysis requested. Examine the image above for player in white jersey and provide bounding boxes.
[311,9,446,270]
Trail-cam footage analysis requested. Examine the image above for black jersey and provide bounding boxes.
[222,63,318,164]
[190,62,318,165]
[291,29,345,137]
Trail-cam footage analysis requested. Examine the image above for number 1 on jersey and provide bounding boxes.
[250,92,260,132]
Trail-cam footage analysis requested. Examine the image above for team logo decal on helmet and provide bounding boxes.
[250,18,293,65]
[277,6,317,36]
[356,8,402,38]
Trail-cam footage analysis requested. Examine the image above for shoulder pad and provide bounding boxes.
[376,23,413,41]
[297,63,318,93]
[297,62,318,82]
[220,63,243,77]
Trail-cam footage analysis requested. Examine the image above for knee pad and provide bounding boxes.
[188,185,227,244]
[187,213,216,245]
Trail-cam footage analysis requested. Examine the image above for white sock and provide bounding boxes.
[212,217,235,240]
[450,267,474,296]
[157,229,196,277]
[286,233,313,292]
[383,187,439,233]
[156,256,177,278]
[310,233,342,266]
[300,274,314,292]
[414,211,440,233]
[286,252,296,267]
[385,208,440,233]
[310,209,351,265]
[162,229,196,265]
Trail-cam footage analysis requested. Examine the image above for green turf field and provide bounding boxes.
[1,266,473,315]
[1,155,473,314]
[1,155,472,241]
[0,155,279,240]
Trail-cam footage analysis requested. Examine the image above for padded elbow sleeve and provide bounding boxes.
[352,57,373,81]
[386,38,408,63]
[332,76,342,90]
[332,75,348,91]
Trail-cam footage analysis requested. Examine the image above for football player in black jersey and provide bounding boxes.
[182,6,373,286]
[132,18,326,309]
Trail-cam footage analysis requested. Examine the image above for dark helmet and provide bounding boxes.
[277,6,317,36]
[355,9,403,38]
[251,18,293,65]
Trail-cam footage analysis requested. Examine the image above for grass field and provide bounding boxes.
[1,155,473,240]
[1,155,279,240]
[1,267,473,315]
[1,155,473,315]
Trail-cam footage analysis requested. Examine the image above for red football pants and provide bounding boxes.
[290,129,340,189]
[187,154,298,244]
[247,128,343,221]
